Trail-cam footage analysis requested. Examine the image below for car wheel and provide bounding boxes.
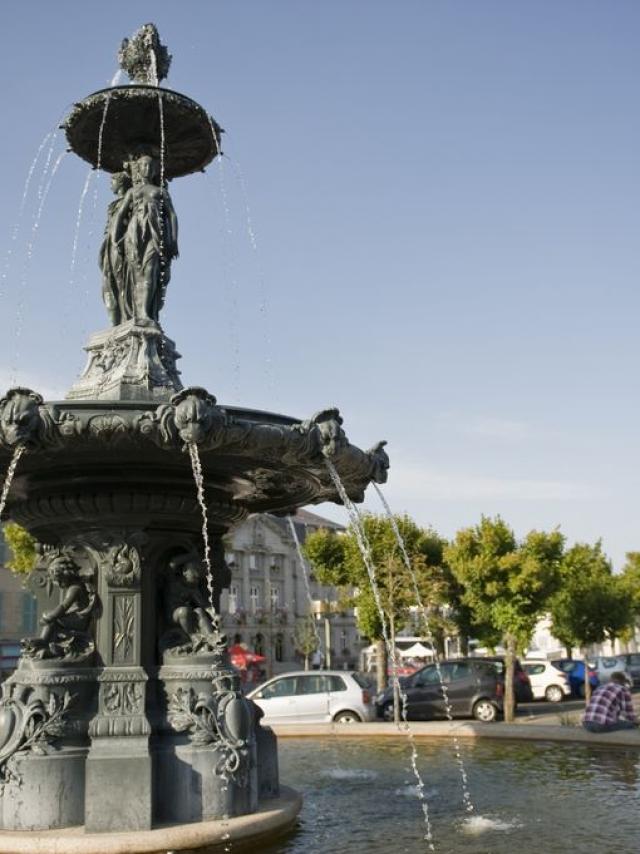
[472,699,498,722]
[545,685,564,703]
[334,710,362,724]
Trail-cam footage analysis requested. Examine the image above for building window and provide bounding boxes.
[233,633,243,645]
[340,629,348,653]
[275,633,284,662]
[270,554,283,573]
[250,586,260,613]
[22,594,37,634]
[229,585,239,614]
[270,586,280,609]
[254,633,264,656]
[249,553,256,570]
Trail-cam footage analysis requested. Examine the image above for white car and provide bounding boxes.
[522,660,571,703]
[247,670,375,724]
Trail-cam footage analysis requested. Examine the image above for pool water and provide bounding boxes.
[260,737,640,854]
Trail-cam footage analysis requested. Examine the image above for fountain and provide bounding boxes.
[0,24,389,851]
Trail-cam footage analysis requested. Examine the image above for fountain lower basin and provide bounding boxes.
[264,734,640,853]
[0,787,301,853]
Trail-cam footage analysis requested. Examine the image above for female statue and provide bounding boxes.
[111,153,179,325]
[99,171,132,325]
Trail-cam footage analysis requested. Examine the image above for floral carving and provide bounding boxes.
[113,596,135,663]
[0,691,74,789]
[167,676,251,785]
[88,414,128,441]
[104,544,142,588]
[103,682,143,716]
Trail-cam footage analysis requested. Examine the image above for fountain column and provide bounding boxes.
[84,536,152,832]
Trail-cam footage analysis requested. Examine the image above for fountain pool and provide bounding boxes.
[260,737,640,853]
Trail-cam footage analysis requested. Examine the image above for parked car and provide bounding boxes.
[550,659,599,697]
[522,659,571,703]
[247,670,375,724]
[622,653,640,685]
[375,658,508,723]
[591,655,634,688]
[480,656,534,704]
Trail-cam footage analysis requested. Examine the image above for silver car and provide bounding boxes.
[247,670,375,724]
[591,655,634,688]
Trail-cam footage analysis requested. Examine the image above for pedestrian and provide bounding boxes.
[582,671,638,733]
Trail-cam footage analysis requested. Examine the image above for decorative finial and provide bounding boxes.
[118,23,171,86]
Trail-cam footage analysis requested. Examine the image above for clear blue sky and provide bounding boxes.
[1,2,639,568]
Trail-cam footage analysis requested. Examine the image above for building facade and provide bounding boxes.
[221,509,363,676]
[527,613,640,660]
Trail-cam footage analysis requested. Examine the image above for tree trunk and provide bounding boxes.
[504,635,516,723]
[433,626,445,658]
[459,635,469,656]
[582,647,592,705]
[565,646,572,659]
[375,638,387,693]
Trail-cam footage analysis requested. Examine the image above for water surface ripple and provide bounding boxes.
[260,737,640,854]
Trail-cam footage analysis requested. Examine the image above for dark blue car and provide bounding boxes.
[551,659,599,697]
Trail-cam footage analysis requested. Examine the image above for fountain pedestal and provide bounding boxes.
[67,321,182,402]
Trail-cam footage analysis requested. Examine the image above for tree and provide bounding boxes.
[619,552,640,620]
[445,516,564,722]
[3,523,37,575]
[293,615,320,670]
[549,542,633,701]
[302,513,449,696]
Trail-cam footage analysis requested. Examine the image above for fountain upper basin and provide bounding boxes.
[63,85,223,177]
[0,391,389,538]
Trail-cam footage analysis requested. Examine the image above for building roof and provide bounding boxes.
[292,508,345,532]
[264,507,345,547]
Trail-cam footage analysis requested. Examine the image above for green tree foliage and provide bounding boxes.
[445,516,564,721]
[550,542,633,675]
[3,523,37,575]
[619,552,640,618]
[303,514,459,691]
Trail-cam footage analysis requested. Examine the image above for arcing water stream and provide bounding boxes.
[188,442,215,613]
[187,441,232,853]
[0,446,26,519]
[0,130,53,303]
[207,118,241,400]
[157,93,168,305]
[10,149,68,387]
[373,483,475,817]
[324,458,436,851]
[287,516,322,654]
[224,153,275,398]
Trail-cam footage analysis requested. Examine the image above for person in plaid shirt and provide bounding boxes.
[582,671,637,733]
